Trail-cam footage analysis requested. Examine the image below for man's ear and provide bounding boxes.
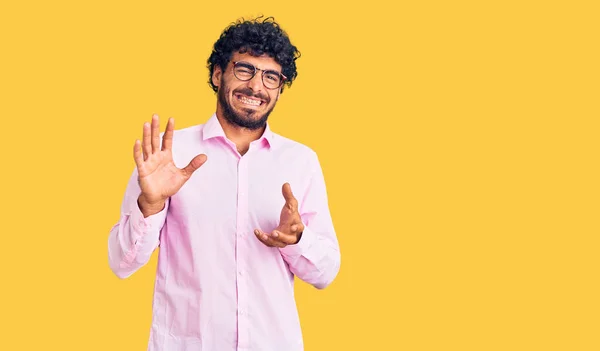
[212,66,222,88]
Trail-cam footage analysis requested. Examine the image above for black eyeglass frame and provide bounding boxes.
[231,61,288,90]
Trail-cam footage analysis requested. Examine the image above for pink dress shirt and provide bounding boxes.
[108,113,341,351]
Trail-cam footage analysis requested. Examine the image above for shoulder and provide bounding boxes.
[171,124,204,141]
[166,123,207,153]
[270,132,323,175]
[163,123,207,168]
[272,133,318,160]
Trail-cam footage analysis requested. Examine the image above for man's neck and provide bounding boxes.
[216,113,265,156]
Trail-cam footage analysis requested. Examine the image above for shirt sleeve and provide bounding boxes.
[107,167,169,279]
[279,152,341,289]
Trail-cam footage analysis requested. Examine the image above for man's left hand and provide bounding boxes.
[254,183,305,248]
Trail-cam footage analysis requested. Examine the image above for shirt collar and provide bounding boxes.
[202,113,274,150]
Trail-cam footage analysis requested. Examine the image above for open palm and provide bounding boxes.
[134,114,207,214]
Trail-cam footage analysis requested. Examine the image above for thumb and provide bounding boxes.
[182,154,207,177]
[282,182,297,210]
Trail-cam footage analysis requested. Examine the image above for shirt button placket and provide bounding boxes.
[236,156,250,349]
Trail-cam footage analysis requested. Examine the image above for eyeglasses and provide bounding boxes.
[231,61,287,90]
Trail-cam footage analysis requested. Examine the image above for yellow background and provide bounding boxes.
[1,0,598,350]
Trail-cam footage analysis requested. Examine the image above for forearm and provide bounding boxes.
[279,225,341,289]
[107,200,167,278]
[107,168,168,278]
[278,153,341,289]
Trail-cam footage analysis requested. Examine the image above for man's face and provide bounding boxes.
[212,52,283,130]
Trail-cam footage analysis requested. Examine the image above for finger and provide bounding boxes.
[254,229,274,247]
[133,140,144,169]
[181,154,208,178]
[270,229,297,245]
[282,182,298,212]
[151,114,160,153]
[254,229,285,248]
[162,117,174,151]
[142,122,151,161]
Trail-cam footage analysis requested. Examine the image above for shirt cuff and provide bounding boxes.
[129,200,169,235]
[279,225,316,257]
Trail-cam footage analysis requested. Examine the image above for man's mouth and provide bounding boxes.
[235,93,265,107]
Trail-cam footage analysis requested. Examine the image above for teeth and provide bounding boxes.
[239,96,261,106]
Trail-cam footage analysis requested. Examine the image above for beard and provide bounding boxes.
[218,85,276,130]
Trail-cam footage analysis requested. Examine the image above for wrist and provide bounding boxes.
[138,194,165,218]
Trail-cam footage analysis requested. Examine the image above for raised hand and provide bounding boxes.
[254,183,305,248]
[134,114,207,217]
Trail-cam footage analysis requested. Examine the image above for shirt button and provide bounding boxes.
[238,270,243,276]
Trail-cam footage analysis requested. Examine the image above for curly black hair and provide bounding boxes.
[207,16,301,93]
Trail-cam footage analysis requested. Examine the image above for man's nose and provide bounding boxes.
[247,72,263,92]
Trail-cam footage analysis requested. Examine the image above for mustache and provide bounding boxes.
[234,88,269,102]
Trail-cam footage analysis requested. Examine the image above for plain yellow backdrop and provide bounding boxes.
[1,0,598,350]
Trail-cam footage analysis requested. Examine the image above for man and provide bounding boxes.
[107,17,341,351]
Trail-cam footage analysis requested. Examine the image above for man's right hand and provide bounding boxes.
[134,114,207,217]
